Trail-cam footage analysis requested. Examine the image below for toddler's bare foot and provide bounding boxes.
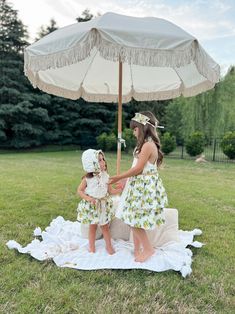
[135,248,155,263]
[106,245,115,255]
[89,245,96,253]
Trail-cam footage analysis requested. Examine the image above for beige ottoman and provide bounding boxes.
[110,217,130,241]
[117,208,179,247]
[146,208,179,247]
[79,224,103,240]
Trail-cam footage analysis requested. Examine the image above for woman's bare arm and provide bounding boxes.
[108,184,123,195]
[109,142,153,184]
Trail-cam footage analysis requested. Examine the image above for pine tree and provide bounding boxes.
[0,0,50,148]
[35,18,58,41]
[76,9,94,23]
[0,0,28,56]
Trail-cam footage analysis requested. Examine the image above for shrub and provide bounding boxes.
[106,133,117,151]
[122,128,136,153]
[96,132,107,151]
[97,130,136,153]
[96,132,117,151]
[186,132,205,157]
[161,132,176,155]
[221,131,235,159]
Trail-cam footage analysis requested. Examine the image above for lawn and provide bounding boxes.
[0,151,234,313]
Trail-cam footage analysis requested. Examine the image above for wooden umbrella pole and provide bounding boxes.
[117,59,123,175]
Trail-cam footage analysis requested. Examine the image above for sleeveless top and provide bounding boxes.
[84,171,109,199]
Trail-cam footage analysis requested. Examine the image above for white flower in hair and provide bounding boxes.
[131,112,164,129]
[131,113,150,125]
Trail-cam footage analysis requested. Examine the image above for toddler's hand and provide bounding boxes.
[115,183,124,191]
[88,197,96,205]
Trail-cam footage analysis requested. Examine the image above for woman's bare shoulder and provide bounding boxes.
[142,141,158,161]
[142,141,156,150]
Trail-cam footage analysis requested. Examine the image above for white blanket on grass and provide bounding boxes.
[6,216,203,278]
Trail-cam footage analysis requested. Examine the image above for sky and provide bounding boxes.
[10,0,235,75]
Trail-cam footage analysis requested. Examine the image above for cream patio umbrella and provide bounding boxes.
[24,12,220,173]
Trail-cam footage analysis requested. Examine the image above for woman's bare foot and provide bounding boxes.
[135,248,155,262]
[89,245,96,253]
[134,248,142,259]
[106,245,115,255]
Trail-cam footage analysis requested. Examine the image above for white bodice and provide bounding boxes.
[85,171,109,199]
[132,157,158,174]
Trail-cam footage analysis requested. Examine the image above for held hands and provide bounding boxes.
[108,175,121,185]
[109,176,127,189]
[115,179,127,190]
[107,177,125,195]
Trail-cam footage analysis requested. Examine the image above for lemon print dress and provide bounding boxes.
[116,153,168,230]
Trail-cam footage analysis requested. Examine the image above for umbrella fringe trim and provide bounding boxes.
[24,31,220,84]
[24,31,97,74]
[97,36,194,67]
[26,69,215,103]
[97,36,220,83]
[182,81,215,97]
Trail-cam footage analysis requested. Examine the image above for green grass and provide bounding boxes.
[0,151,234,313]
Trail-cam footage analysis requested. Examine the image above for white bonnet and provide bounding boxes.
[81,149,104,173]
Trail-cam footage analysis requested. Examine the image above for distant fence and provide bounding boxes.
[0,139,234,163]
[166,138,234,163]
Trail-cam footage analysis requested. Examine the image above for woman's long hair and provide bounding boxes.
[130,111,163,166]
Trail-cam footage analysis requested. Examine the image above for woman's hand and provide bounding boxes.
[115,179,127,190]
[109,175,121,185]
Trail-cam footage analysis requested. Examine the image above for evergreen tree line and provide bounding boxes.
[0,0,234,150]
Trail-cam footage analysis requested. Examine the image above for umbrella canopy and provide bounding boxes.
[24,12,220,172]
[25,12,219,101]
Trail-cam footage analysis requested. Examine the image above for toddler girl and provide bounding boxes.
[77,149,122,254]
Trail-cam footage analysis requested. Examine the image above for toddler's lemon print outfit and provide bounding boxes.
[116,146,168,230]
[77,149,114,226]
[77,171,114,225]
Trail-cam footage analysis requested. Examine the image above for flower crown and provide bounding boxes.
[131,113,164,129]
